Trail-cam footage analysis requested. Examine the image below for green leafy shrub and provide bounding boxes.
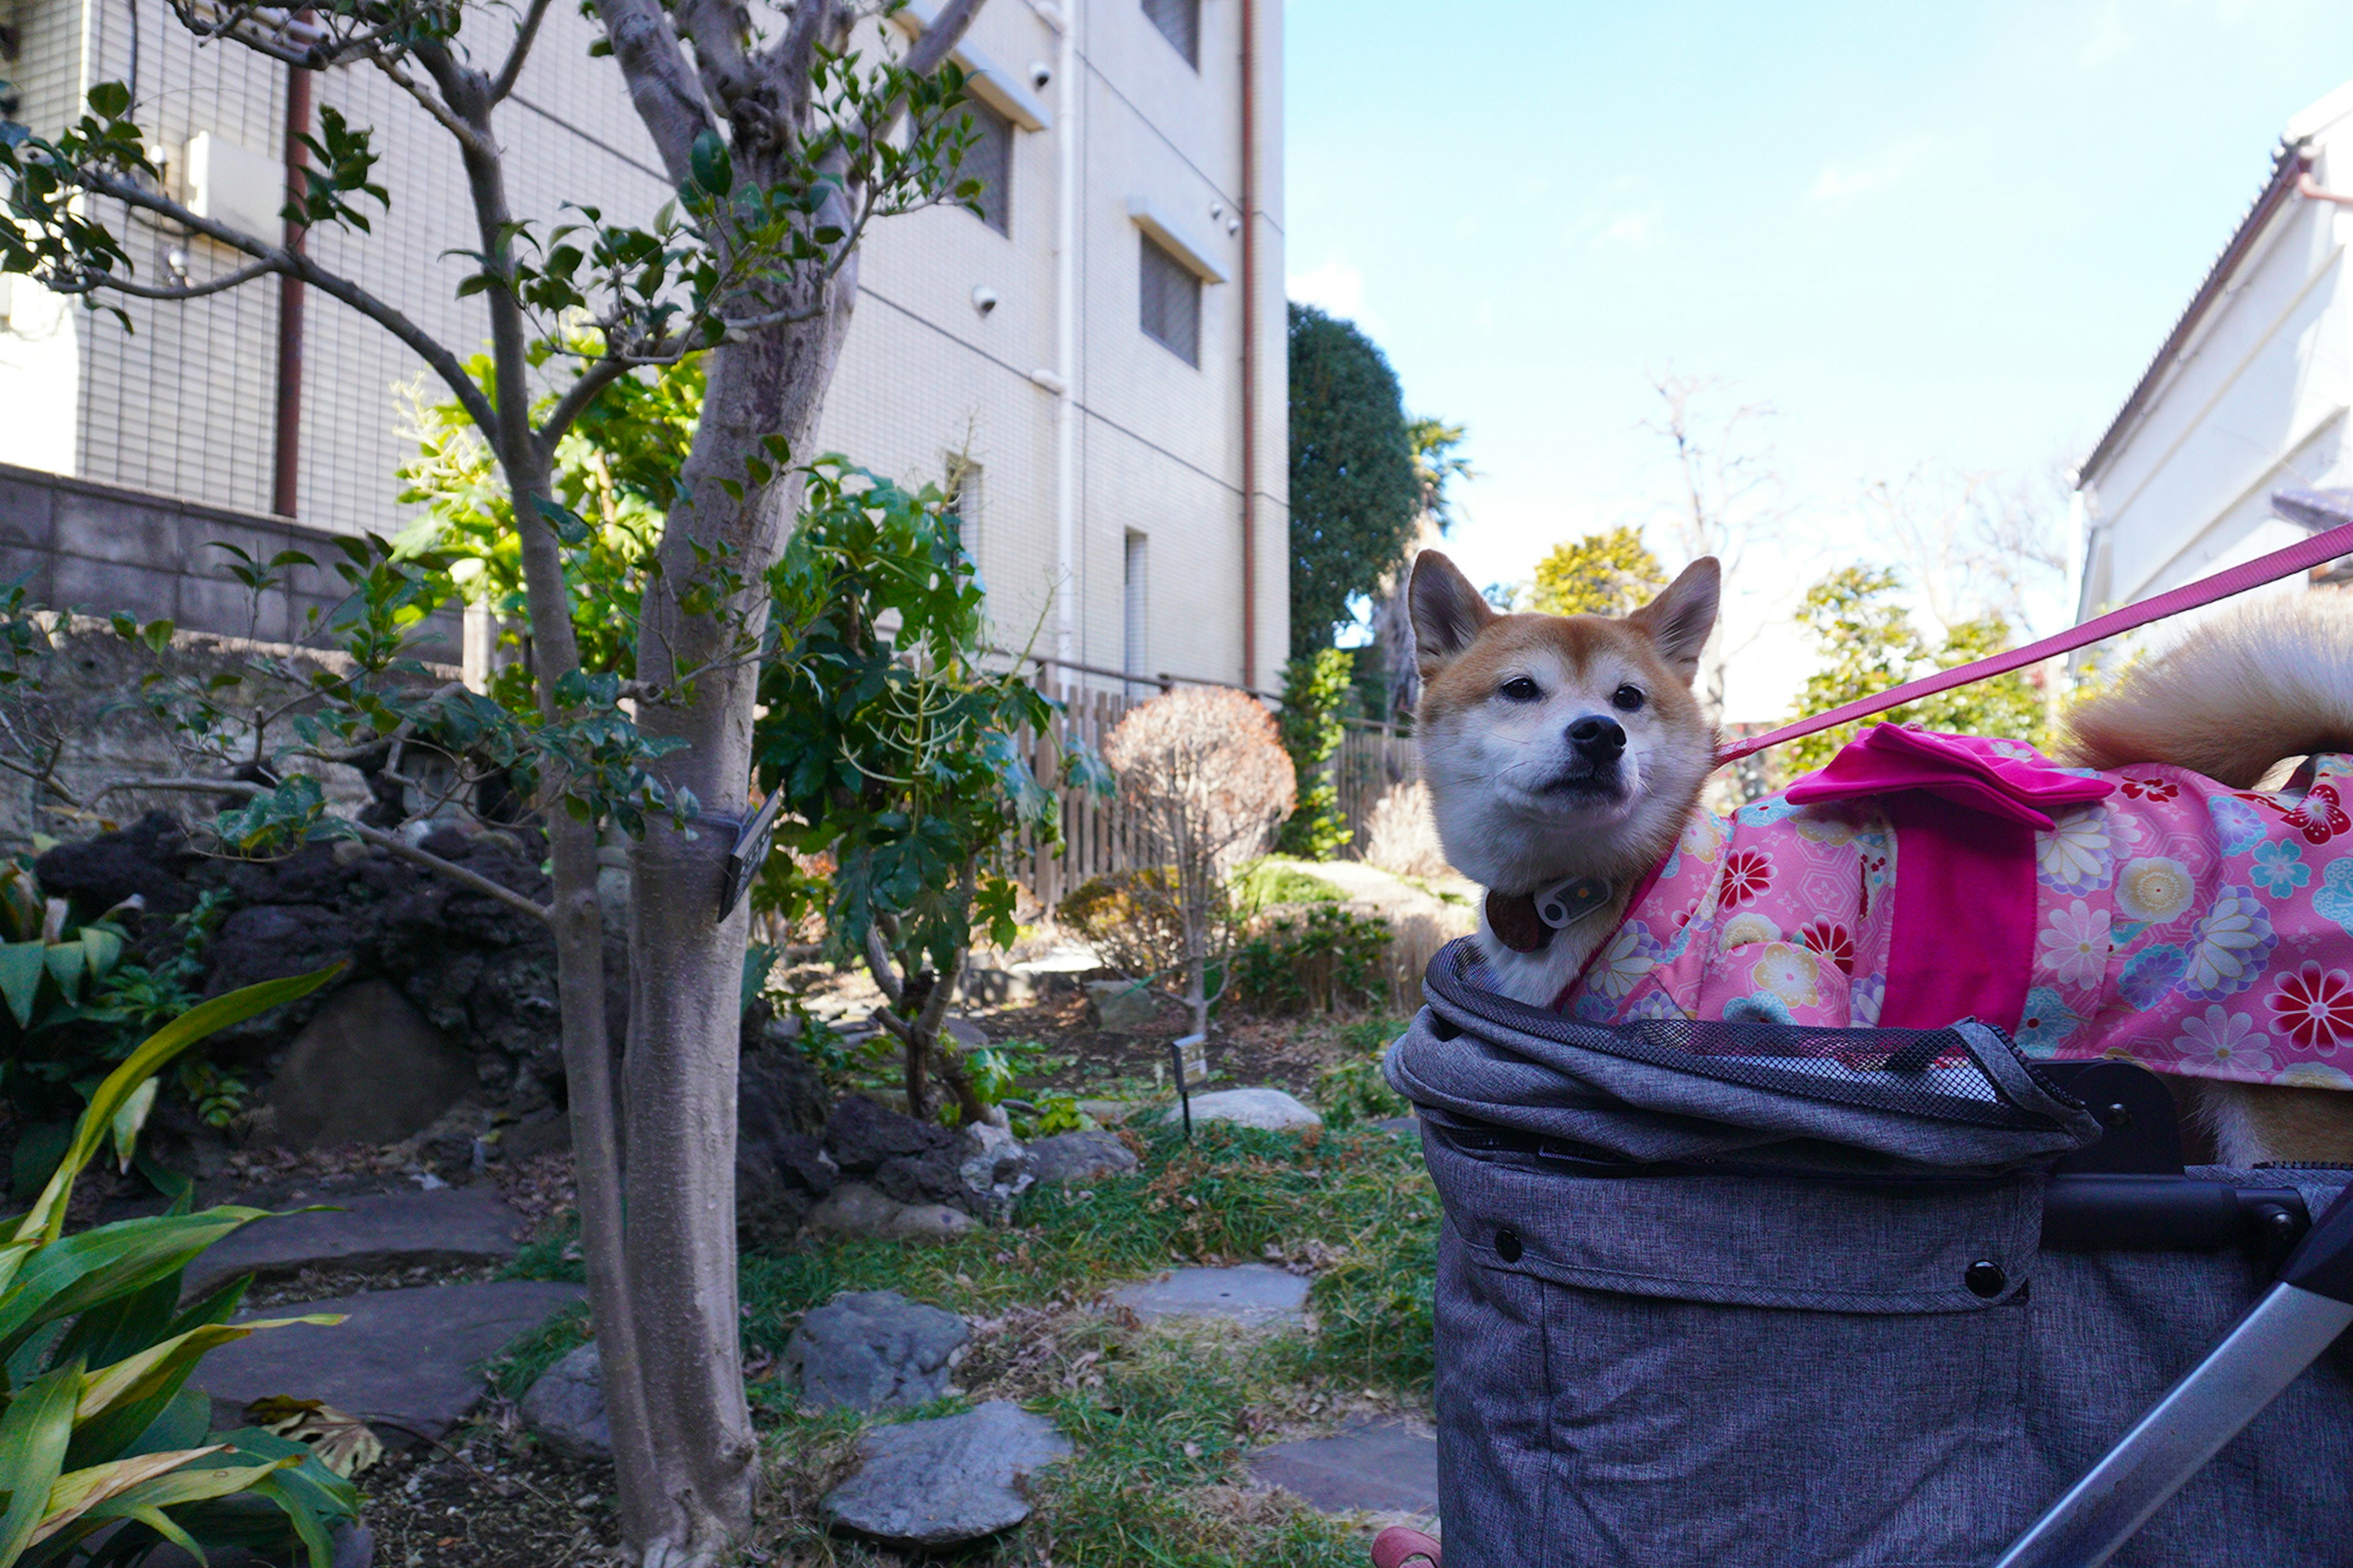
[1230,906,1392,1017]
[1231,859,1342,913]
[0,965,363,1568]
[1315,1018,1411,1127]
[0,862,237,1195]
[1275,648,1357,859]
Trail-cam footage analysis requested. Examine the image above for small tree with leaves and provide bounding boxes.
[1785,564,2048,776]
[1,0,993,1551]
[1102,687,1295,1040]
[1527,526,1667,618]
[752,460,1103,1126]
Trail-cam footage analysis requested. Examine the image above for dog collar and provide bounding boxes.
[1486,876,1615,953]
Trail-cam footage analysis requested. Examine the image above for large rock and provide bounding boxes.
[786,1290,969,1412]
[956,1123,1033,1222]
[808,1182,976,1242]
[34,810,200,919]
[1086,979,1167,1034]
[1164,1087,1323,1133]
[195,1281,585,1445]
[826,1096,980,1213]
[184,1185,523,1294]
[738,1042,837,1246]
[822,1401,1071,1549]
[519,1342,610,1462]
[1026,1131,1139,1186]
[261,980,479,1148]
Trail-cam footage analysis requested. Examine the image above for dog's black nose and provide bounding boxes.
[1567,714,1626,761]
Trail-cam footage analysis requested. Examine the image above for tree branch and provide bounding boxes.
[489,0,558,103]
[78,170,499,437]
[536,355,638,457]
[369,50,493,159]
[901,0,981,78]
[80,257,282,300]
[92,778,554,923]
[591,0,714,184]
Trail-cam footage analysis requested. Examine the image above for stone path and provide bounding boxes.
[1249,1420,1440,1517]
[187,1186,525,1294]
[1110,1263,1310,1328]
[197,1280,585,1445]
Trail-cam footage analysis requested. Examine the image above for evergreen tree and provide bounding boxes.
[1289,304,1419,658]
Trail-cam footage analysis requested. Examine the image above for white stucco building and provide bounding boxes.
[0,0,1288,694]
[2074,80,2353,632]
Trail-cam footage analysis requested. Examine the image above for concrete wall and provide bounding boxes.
[0,460,461,657]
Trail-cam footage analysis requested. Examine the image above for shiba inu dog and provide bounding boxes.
[1408,547,2353,1164]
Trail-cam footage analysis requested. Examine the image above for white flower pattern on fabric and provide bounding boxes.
[2038,900,2112,988]
[1718,912,1780,950]
[2176,1006,2270,1076]
[2178,887,2276,1002]
[2115,857,2194,924]
[1586,924,1661,999]
[2037,808,2115,894]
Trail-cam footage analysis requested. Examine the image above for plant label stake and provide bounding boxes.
[1172,1032,1207,1142]
[719,790,786,922]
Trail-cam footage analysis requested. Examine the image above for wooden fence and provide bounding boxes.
[1007,682,1422,907]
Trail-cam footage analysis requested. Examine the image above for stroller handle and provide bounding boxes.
[1993,1185,2353,1568]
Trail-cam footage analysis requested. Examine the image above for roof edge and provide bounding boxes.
[2077,142,2309,490]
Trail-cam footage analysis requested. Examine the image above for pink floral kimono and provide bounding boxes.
[1558,724,2353,1091]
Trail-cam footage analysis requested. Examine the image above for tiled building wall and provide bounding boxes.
[1,0,1286,697]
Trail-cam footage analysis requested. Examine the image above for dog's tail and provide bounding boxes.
[2061,591,2353,787]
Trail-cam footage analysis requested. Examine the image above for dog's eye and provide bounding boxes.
[1499,676,1541,703]
[1612,684,1646,713]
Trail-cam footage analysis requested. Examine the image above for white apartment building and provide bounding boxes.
[0,0,1288,694]
[2074,78,2353,632]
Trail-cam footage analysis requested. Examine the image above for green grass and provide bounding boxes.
[1233,858,1345,912]
[501,1118,1440,1560]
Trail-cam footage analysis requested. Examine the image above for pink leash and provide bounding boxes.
[1716,489,2353,767]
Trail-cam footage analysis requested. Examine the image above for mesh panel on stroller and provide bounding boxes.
[1387,938,2353,1568]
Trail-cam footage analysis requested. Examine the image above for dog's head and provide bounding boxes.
[1409,550,1720,893]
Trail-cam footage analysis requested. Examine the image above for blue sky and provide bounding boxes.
[1284,0,2353,716]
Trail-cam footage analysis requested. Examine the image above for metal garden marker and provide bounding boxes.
[719,790,785,922]
[1172,1031,1207,1142]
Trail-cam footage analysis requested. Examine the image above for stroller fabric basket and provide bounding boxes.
[1386,938,2353,1568]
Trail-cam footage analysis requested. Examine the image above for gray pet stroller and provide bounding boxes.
[1376,937,2353,1568]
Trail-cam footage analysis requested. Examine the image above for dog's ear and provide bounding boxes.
[1625,557,1719,685]
[1409,550,1495,680]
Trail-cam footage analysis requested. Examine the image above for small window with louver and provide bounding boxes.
[1139,232,1200,366]
[955,99,1014,235]
[1142,0,1199,69]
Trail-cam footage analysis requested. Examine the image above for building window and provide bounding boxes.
[1124,530,1150,690]
[957,99,1014,235]
[1139,233,1200,366]
[1142,0,1200,67]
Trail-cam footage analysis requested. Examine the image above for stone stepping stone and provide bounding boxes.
[823,1399,1070,1550]
[1249,1420,1439,1517]
[1372,1115,1420,1138]
[1110,1263,1309,1328]
[1162,1087,1322,1132]
[787,1290,969,1412]
[195,1281,585,1445]
[186,1186,525,1295]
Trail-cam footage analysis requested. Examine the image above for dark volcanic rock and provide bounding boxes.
[262,979,479,1149]
[825,1095,957,1171]
[34,811,200,919]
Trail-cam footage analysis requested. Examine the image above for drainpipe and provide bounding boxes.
[271,37,313,520]
[1050,0,1078,673]
[1237,0,1258,688]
